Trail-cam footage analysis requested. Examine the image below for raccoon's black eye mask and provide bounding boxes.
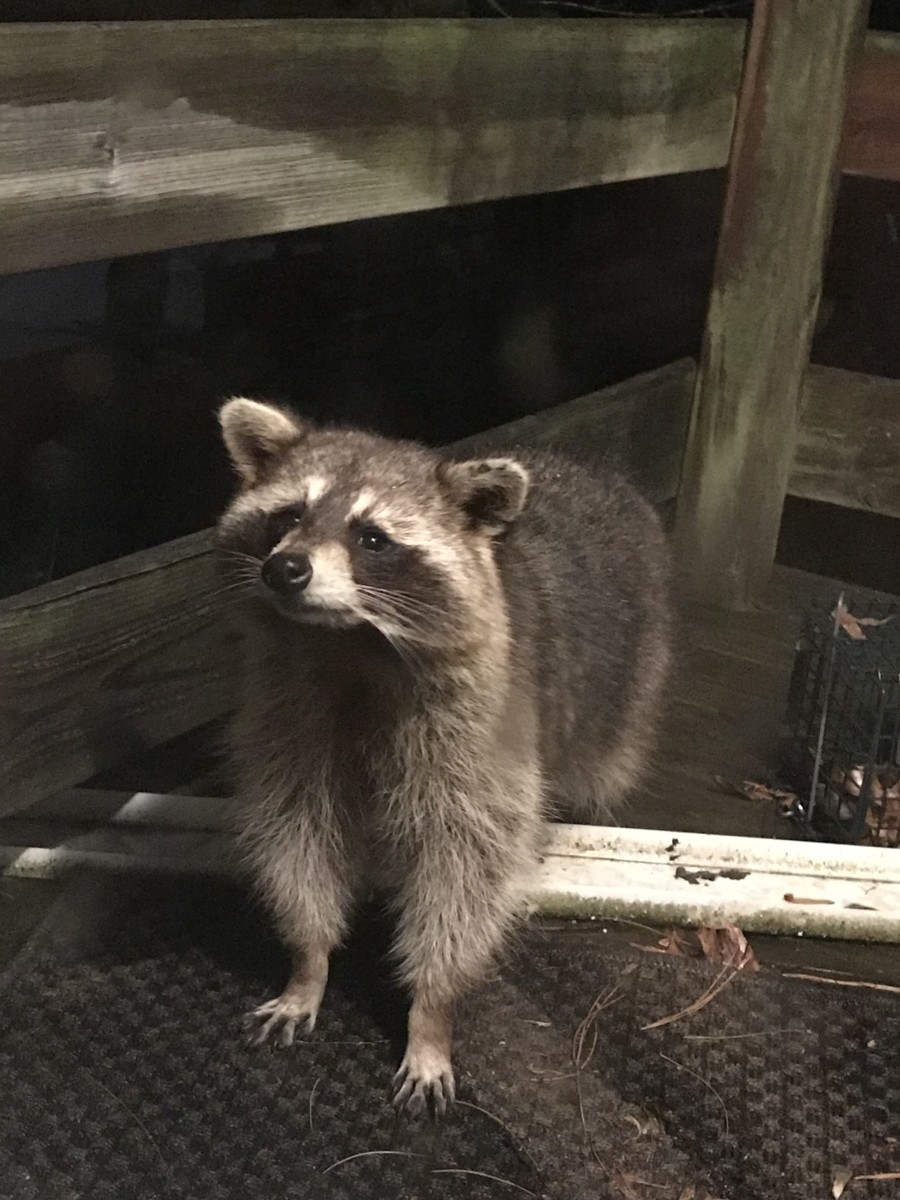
[266,506,305,549]
[356,525,393,554]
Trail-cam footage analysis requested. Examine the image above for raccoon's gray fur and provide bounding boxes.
[215,397,671,1116]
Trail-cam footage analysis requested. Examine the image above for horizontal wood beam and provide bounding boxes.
[0,19,746,275]
[453,358,696,506]
[0,20,897,277]
[0,530,233,817]
[793,364,900,520]
[457,358,900,522]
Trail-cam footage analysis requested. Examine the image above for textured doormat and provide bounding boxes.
[0,874,898,1200]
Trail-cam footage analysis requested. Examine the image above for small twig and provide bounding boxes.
[658,1053,730,1137]
[783,973,900,995]
[455,1101,542,1175]
[322,1150,422,1174]
[432,1168,541,1196]
[308,1077,320,1133]
[642,966,738,1031]
[855,1172,900,1181]
[306,1038,389,1046]
[526,1064,576,1080]
[788,964,857,978]
[572,984,623,1164]
[599,917,666,937]
[573,985,625,1069]
[87,1074,167,1175]
[683,1027,808,1042]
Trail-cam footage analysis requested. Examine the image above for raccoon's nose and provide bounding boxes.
[262,552,312,595]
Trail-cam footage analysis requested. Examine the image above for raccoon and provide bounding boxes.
[215,397,671,1116]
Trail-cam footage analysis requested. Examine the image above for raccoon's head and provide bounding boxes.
[214,398,530,651]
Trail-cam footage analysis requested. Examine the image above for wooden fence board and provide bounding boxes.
[453,358,695,505]
[794,364,900,520]
[0,19,746,274]
[0,530,231,816]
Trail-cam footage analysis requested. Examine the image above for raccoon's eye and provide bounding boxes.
[267,506,304,546]
[357,525,392,553]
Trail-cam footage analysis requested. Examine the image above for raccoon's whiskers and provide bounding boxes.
[356,586,442,628]
[221,549,264,569]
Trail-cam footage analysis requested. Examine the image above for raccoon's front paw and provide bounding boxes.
[244,988,320,1048]
[392,1047,456,1118]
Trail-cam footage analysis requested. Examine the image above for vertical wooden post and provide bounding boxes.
[673,0,870,610]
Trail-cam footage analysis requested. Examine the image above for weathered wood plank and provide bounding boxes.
[842,31,900,183]
[458,358,900,521]
[673,0,871,610]
[794,365,900,520]
[0,530,234,817]
[452,358,696,504]
[0,19,746,275]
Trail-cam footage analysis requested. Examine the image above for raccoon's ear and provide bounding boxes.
[218,397,308,486]
[440,457,530,531]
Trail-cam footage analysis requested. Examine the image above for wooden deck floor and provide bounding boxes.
[627,565,868,839]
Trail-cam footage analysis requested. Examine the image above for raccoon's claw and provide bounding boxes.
[392,1060,456,1119]
[244,997,317,1047]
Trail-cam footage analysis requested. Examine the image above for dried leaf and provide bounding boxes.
[832,1165,853,1198]
[833,601,892,641]
[740,779,797,805]
[658,928,692,957]
[712,774,754,800]
[696,923,760,972]
[678,1187,696,1200]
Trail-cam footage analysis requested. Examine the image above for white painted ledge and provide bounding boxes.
[3,792,900,942]
[535,825,900,942]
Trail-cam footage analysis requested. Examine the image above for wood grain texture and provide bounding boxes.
[0,18,746,274]
[0,530,234,816]
[673,0,871,611]
[794,365,900,520]
[842,31,900,183]
[452,358,696,504]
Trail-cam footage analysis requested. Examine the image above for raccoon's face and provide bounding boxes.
[214,398,529,651]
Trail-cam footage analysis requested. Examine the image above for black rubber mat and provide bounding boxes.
[1,875,898,1200]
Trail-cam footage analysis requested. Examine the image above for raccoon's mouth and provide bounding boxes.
[257,585,365,629]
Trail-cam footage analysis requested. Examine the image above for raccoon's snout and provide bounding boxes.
[262,552,312,596]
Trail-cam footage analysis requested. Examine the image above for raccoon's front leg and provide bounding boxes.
[243,813,353,1047]
[390,793,538,1116]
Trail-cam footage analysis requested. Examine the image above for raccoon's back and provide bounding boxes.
[496,450,671,788]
